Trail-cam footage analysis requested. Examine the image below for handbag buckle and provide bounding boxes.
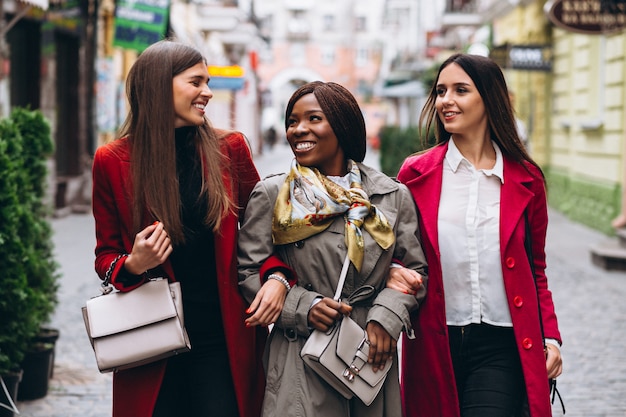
[343,367,357,382]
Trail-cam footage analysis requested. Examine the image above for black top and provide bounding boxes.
[169,127,223,343]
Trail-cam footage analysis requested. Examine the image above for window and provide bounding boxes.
[323,14,334,31]
[355,16,366,31]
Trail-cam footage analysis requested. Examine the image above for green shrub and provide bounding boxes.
[0,108,58,375]
[379,125,436,177]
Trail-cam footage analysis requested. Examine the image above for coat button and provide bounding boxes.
[522,337,533,350]
[295,241,305,249]
[285,328,296,340]
[513,296,523,307]
[505,257,515,268]
[304,283,313,290]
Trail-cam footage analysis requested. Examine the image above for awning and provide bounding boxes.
[19,0,50,10]
[379,80,425,98]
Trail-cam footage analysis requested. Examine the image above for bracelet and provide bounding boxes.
[103,253,129,286]
[267,273,291,292]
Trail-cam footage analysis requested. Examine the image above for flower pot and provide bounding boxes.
[35,327,59,378]
[0,370,22,417]
[17,344,54,401]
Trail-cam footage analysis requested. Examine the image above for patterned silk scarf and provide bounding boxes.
[272,159,395,271]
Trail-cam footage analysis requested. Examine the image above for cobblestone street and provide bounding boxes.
[13,143,626,416]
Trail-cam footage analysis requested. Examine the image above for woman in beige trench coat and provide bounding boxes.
[238,81,428,417]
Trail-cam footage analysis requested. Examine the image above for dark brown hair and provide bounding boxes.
[284,81,367,162]
[419,53,542,176]
[117,39,233,244]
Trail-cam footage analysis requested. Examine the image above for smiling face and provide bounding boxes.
[286,93,346,176]
[435,62,488,140]
[172,62,213,128]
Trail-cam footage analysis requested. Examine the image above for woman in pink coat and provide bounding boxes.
[92,40,265,417]
[389,53,563,417]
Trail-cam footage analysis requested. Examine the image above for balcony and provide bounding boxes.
[286,18,310,41]
[441,0,482,27]
[196,5,243,32]
[283,0,314,11]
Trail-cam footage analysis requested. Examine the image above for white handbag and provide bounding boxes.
[300,255,392,406]
[82,277,191,373]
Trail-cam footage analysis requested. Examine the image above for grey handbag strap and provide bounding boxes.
[333,254,351,301]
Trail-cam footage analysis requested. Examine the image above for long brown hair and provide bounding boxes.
[117,39,233,244]
[419,53,543,177]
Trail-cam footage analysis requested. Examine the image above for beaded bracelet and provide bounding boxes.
[267,273,291,292]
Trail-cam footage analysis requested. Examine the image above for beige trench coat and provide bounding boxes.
[238,163,428,417]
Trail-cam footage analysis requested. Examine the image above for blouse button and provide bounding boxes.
[522,338,533,350]
[513,296,523,307]
[505,257,515,268]
[295,241,305,249]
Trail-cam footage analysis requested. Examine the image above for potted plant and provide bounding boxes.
[0,108,59,405]
[10,108,59,401]
[0,116,35,416]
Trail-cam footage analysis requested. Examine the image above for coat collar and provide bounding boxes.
[398,142,538,251]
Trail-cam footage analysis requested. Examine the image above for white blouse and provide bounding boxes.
[438,138,512,327]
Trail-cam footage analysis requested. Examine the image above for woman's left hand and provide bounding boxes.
[245,279,288,327]
[365,321,397,372]
[386,266,423,295]
[545,343,563,379]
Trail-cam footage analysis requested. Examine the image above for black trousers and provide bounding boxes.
[152,337,239,417]
[448,323,526,417]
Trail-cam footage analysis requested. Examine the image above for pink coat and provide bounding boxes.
[92,131,266,417]
[397,143,561,417]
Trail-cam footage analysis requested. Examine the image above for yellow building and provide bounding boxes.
[545,5,626,235]
[493,1,626,235]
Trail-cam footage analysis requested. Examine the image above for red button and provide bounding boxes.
[513,296,523,307]
[506,257,515,268]
[522,338,533,349]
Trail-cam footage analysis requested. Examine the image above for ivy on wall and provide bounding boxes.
[546,168,621,236]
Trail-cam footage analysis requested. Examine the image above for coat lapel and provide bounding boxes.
[500,160,535,251]
[400,145,447,258]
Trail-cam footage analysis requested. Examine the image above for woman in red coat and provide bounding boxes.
[389,53,563,417]
[92,40,265,417]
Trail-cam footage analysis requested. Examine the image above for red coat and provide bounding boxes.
[92,131,266,417]
[397,143,561,417]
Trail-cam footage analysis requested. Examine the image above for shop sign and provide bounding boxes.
[208,66,245,91]
[490,44,553,71]
[509,45,553,71]
[113,0,170,52]
[545,0,626,34]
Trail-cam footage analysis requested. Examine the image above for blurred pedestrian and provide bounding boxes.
[264,126,278,149]
[389,53,563,417]
[91,39,265,417]
[238,81,428,416]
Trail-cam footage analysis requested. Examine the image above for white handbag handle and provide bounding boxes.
[333,254,351,301]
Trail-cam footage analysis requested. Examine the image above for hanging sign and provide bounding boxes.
[208,65,245,91]
[113,0,170,52]
[544,0,626,34]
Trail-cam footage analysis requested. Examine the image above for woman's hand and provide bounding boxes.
[307,298,352,332]
[125,221,173,275]
[245,278,288,327]
[386,266,423,295]
[366,321,396,372]
[545,343,563,379]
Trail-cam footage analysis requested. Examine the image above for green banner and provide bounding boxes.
[113,0,170,52]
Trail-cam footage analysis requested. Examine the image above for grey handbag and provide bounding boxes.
[82,277,191,373]
[300,255,392,406]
